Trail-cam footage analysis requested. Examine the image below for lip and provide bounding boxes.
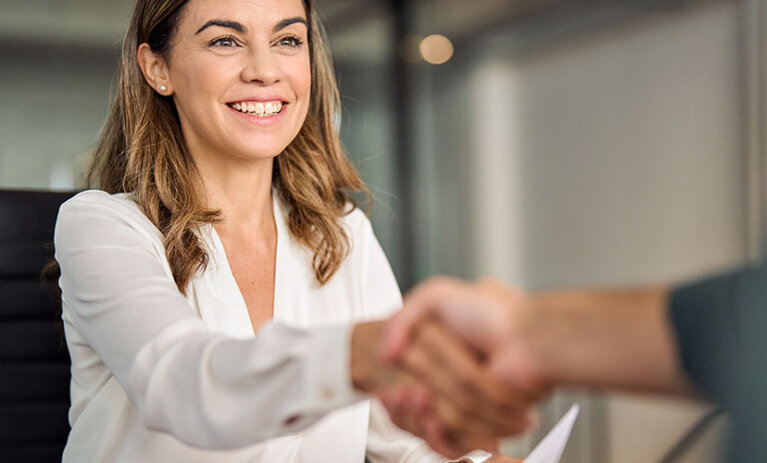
[226,95,289,104]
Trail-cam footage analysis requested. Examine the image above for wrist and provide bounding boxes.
[490,292,555,393]
[350,322,379,393]
[351,321,403,393]
[523,291,585,389]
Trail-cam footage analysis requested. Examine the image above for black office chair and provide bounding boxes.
[0,190,78,462]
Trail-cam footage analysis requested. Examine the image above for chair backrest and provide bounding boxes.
[0,190,78,462]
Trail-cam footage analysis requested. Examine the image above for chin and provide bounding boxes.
[224,137,292,161]
[235,145,288,161]
[231,150,282,162]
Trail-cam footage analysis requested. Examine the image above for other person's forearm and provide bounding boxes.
[521,287,696,396]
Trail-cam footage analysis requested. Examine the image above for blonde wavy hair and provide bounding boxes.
[88,0,370,293]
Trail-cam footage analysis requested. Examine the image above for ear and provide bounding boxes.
[137,43,173,95]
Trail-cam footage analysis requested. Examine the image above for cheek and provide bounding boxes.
[170,57,231,112]
[291,59,312,101]
[296,69,312,122]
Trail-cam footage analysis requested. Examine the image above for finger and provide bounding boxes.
[422,415,471,459]
[377,384,435,441]
[381,312,420,364]
[421,415,502,459]
[447,434,500,455]
[415,322,539,429]
[381,276,469,362]
[390,388,421,436]
[397,387,432,438]
[414,283,513,355]
[389,277,524,364]
[475,278,517,297]
[431,394,535,439]
[489,346,552,401]
[404,326,530,437]
[401,335,500,435]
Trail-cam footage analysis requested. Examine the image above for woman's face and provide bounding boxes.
[162,0,311,163]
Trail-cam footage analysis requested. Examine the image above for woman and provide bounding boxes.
[54,0,519,461]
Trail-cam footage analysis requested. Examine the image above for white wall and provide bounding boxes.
[465,2,743,461]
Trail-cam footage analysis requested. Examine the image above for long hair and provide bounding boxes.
[86,0,369,293]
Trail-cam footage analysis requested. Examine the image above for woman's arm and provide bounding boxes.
[56,192,371,449]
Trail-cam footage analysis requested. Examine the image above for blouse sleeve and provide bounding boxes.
[354,215,491,463]
[55,192,365,449]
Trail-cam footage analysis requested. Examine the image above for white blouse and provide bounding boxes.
[55,190,489,463]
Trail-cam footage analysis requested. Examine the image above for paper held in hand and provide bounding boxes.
[524,404,580,463]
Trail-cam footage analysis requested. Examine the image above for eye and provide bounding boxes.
[209,36,239,48]
[277,35,304,48]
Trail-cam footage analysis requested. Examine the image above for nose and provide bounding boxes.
[240,47,281,86]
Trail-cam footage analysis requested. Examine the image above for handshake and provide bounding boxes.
[350,278,550,459]
[349,277,690,459]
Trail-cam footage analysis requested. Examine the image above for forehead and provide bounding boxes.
[180,0,307,29]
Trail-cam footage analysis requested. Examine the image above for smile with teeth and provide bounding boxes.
[229,101,284,117]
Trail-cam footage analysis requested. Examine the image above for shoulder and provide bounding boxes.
[338,205,375,246]
[60,189,140,214]
[337,205,390,270]
[56,190,162,244]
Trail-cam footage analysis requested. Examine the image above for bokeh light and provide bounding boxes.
[419,34,454,65]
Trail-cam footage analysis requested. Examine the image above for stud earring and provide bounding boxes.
[159,85,168,93]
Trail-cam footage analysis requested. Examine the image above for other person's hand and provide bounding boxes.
[351,319,529,458]
[383,277,551,404]
[379,318,537,457]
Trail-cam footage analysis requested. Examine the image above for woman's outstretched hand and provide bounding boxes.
[381,319,537,458]
[350,299,540,458]
[369,277,553,457]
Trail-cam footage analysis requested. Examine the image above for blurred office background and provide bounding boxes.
[2,0,766,461]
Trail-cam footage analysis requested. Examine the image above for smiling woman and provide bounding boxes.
[50,0,505,462]
[93,0,363,294]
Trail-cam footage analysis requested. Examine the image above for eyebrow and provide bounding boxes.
[195,20,244,35]
[274,17,307,32]
[195,17,307,35]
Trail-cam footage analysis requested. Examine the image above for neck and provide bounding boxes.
[195,154,277,235]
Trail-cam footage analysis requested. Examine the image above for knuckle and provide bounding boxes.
[420,322,442,344]
[438,402,461,429]
[402,350,428,376]
[455,365,476,389]
[450,396,473,417]
[427,275,458,292]
[506,416,533,435]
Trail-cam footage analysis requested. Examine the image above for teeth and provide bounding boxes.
[230,100,284,116]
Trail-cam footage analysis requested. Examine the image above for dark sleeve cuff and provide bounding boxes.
[670,263,767,406]
[670,267,741,402]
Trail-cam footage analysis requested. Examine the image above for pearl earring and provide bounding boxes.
[159,85,168,93]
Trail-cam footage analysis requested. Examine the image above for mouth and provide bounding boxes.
[226,100,286,117]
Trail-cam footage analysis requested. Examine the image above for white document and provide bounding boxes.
[524,404,580,463]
